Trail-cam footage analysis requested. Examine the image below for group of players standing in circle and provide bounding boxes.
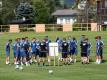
[5,35,104,69]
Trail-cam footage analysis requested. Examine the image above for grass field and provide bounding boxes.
[0,31,107,80]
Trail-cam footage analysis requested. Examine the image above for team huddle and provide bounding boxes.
[5,35,104,69]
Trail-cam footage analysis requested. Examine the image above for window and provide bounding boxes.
[60,18,63,24]
[66,18,70,24]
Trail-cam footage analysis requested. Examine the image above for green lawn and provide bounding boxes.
[0,31,107,80]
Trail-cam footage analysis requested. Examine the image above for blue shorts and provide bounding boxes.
[96,49,103,56]
[16,50,21,58]
[13,51,17,58]
[6,50,10,57]
[20,50,26,57]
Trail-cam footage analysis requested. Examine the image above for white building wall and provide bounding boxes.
[57,16,76,24]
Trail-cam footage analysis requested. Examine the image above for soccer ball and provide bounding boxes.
[48,70,53,74]
[15,65,19,69]
[19,66,23,70]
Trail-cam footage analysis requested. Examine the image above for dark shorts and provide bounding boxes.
[36,49,40,56]
[81,52,87,57]
[62,52,68,58]
[32,51,36,55]
[39,52,47,58]
[69,49,77,55]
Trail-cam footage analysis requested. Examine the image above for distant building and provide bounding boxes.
[52,9,79,24]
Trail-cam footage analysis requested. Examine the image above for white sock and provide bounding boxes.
[74,59,76,63]
[6,61,9,64]
[70,58,72,62]
[48,59,51,63]
[96,59,98,63]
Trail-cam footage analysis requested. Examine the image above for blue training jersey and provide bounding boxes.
[17,42,21,51]
[56,39,62,47]
[70,40,77,50]
[13,42,17,52]
[30,41,36,52]
[36,42,40,50]
[20,40,25,51]
[6,42,10,51]
[96,40,104,50]
[24,41,30,51]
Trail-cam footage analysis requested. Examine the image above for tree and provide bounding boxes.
[33,0,50,23]
[15,2,34,21]
[1,0,33,24]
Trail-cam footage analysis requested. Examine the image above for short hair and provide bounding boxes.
[72,37,76,40]
[9,39,12,42]
[63,37,66,41]
[81,35,85,36]
[85,38,88,40]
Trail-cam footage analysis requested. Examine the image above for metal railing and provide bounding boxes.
[73,23,91,31]
[19,24,36,32]
[1,23,107,33]
[45,24,63,31]
[0,25,10,32]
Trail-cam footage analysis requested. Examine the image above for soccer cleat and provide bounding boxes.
[14,62,17,65]
[21,62,24,66]
[69,58,73,62]
[34,60,37,63]
[25,62,30,66]
[6,61,9,65]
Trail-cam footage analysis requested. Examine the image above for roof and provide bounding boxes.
[52,9,79,16]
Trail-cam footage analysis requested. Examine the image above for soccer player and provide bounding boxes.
[87,38,92,63]
[95,36,104,64]
[80,38,88,64]
[20,38,26,65]
[56,37,62,61]
[44,36,51,63]
[35,39,40,63]
[24,37,31,66]
[13,39,18,64]
[69,37,78,63]
[16,38,21,63]
[61,38,69,65]
[30,38,37,63]
[5,39,12,64]
[44,36,51,52]
[39,40,47,66]
[15,38,23,69]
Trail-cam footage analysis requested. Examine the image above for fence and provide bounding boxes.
[45,24,62,31]
[19,24,35,32]
[73,23,91,31]
[0,23,106,33]
[0,25,10,32]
